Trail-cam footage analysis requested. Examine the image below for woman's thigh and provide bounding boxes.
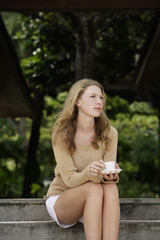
[54,182,103,225]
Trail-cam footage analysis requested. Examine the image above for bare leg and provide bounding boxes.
[102,184,120,240]
[83,183,103,240]
[54,182,103,240]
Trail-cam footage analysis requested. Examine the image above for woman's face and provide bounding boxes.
[76,85,104,118]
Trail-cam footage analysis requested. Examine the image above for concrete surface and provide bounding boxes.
[0,198,160,240]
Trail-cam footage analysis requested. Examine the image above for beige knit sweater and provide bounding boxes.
[46,126,118,198]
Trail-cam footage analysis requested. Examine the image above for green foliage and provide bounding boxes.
[34,93,69,197]
[109,97,159,197]
[0,118,28,197]
[129,101,157,115]
[106,95,130,118]
[30,183,41,195]
[14,12,75,96]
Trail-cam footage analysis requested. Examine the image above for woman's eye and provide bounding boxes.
[100,96,103,100]
[90,95,95,98]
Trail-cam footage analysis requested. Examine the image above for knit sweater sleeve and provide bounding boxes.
[53,143,101,188]
[101,127,119,184]
[103,127,118,163]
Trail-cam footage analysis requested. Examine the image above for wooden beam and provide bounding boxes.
[0,0,160,11]
[134,15,160,105]
[136,18,160,87]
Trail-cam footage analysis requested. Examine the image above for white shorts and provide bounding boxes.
[45,195,83,228]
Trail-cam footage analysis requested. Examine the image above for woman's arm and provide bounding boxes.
[53,143,102,188]
[101,127,119,183]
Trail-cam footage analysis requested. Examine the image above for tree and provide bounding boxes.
[14,12,76,196]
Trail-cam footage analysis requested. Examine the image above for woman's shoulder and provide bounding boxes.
[52,129,67,146]
[107,126,118,138]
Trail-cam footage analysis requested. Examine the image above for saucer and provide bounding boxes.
[101,169,122,175]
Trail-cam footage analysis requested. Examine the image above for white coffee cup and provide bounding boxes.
[104,161,115,171]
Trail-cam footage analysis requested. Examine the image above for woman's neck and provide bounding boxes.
[76,116,95,134]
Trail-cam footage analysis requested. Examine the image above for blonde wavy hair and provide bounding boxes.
[52,79,111,154]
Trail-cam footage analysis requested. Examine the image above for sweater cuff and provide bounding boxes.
[87,165,103,183]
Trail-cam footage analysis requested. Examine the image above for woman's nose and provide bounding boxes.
[97,97,102,104]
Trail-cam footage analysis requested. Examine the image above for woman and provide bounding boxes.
[46,79,120,240]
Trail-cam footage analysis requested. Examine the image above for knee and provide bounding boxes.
[84,182,103,200]
[103,183,119,201]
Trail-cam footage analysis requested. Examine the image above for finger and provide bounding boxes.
[89,166,98,175]
[98,160,105,166]
[89,163,102,175]
[90,172,98,176]
[114,172,118,178]
[89,168,98,175]
[103,172,116,181]
[91,168,100,175]
[108,173,114,180]
[115,163,120,169]
[92,162,105,171]
[91,164,103,172]
[95,161,105,168]
[103,174,111,180]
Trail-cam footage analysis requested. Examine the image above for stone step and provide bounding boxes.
[120,198,160,220]
[0,198,49,221]
[0,198,160,221]
[0,220,160,240]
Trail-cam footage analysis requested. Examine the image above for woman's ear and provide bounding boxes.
[76,99,80,107]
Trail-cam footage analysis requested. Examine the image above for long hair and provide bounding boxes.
[52,79,111,154]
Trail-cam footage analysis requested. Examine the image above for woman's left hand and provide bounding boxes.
[102,163,120,181]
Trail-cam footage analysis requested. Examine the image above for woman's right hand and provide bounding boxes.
[89,160,105,176]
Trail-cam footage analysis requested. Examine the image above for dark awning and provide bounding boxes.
[136,17,160,91]
[135,14,160,105]
[0,16,34,117]
[0,0,160,11]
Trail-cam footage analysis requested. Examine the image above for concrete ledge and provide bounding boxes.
[0,220,160,240]
[119,220,160,240]
[0,198,49,221]
[0,221,85,240]
[0,198,160,221]
[120,198,160,220]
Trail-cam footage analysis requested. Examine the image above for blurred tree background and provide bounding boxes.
[0,10,159,198]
